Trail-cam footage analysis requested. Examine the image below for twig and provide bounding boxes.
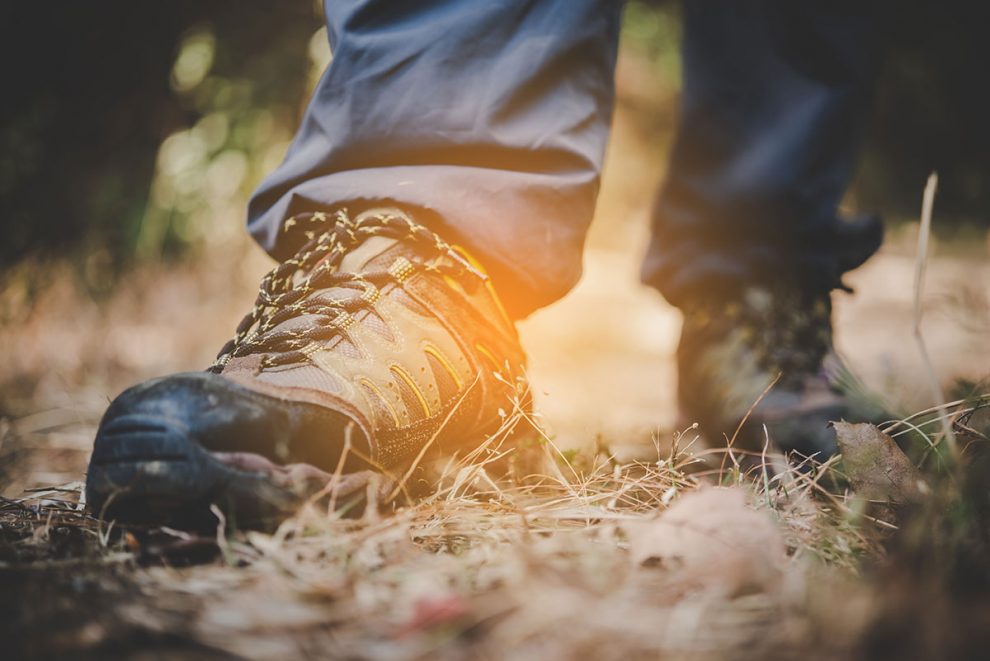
[0,495,35,513]
[760,425,772,510]
[210,504,235,565]
[912,172,958,458]
[326,422,354,516]
[719,372,782,477]
[881,393,989,433]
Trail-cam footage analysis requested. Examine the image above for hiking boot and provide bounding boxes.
[677,286,886,461]
[86,208,527,528]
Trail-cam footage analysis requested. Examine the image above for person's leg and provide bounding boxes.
[87,0,624,528]
[643,1,883,305]
[645,2,886,457]
[250,0,622,319]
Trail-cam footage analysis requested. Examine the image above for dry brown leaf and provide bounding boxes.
[625,487,786,598]
[833,422,927,505]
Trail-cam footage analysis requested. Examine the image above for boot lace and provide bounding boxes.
[210,209,482,372]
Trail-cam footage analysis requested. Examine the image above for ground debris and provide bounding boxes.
[833,421,927,507]
[0,447,880,660]
[624,487,787,598]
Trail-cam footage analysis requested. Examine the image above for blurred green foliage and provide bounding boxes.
[622,1,682,89]
[0,1,323,290]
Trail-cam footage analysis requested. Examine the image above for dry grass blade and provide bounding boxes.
[912,171,958,458]
[387,374,481,503]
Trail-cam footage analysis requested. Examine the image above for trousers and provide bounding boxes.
[247,0,883,318]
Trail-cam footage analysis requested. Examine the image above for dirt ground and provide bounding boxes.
[2,43,990,660]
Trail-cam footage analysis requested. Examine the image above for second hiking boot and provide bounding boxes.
[677,285,886,461]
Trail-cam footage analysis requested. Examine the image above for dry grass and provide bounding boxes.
[1,392,891,660]
[4,376,990,660]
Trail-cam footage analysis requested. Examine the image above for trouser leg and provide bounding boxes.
[642,1,883,308]
[248,0,622,319]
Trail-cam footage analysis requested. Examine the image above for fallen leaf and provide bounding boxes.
[625,487,786,598]
[833,422,926,505]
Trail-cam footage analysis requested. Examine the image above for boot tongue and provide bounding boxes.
[335,206,423,273]
[336,235,400,273]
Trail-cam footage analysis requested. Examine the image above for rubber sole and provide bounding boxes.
[86,413,300,530]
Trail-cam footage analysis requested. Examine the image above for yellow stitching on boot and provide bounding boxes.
[451,244,513,328]
[301,342,322,357]
[390,365,431,417]
[358,378,400,427]
[474,343,499,370]
[360,285,381,305]
[388,257,415,283]
[423,344,463,390]
[333,311,356,329]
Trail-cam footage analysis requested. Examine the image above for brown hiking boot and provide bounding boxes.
[677,286,886,461]
[86,208,526,527]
